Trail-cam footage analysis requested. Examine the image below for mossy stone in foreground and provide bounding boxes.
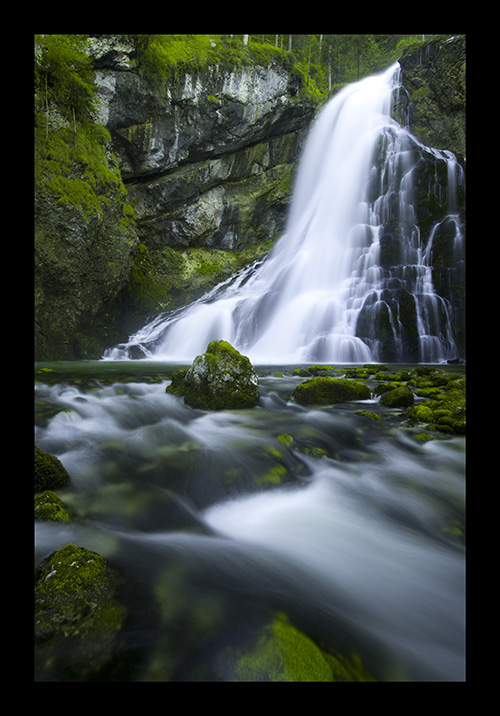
[293,377,370,405]
[166,340,260,410]
[35,544,126,681]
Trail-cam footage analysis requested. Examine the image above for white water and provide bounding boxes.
[35,371,466,681]
[105,62,463,364]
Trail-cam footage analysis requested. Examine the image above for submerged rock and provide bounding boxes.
[293,377,371,406]
[166,340,260,410]
[35,490,72,522]
[35,544,126,681]
[216,613,376,682]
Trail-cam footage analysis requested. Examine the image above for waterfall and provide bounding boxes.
[105,62,464,364]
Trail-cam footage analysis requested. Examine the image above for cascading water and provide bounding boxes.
[105,62,464,364]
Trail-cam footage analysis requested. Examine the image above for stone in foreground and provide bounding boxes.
[166,340,260,410]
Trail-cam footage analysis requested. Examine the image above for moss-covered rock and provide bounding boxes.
[35,446,70,492]
[218,613,376,682]
[355,410,383,422]
[379,385,414,408]
[35,544,126,681]
[35,490,72,522]
[293,377,370,406]
[166,340,260,410]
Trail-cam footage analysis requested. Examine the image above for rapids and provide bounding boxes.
[35,362,466,681]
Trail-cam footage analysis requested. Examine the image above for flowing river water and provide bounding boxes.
[35,361,465,681]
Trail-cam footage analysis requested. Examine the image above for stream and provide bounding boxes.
[34,361,466,681]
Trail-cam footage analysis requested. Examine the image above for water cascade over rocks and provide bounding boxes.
[105,62,464,364]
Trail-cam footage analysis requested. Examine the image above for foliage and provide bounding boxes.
[35,121,127,219]
[34,35,132,220]
[128,34,293,87]
[35,34,97,124]
[129,33,439,104]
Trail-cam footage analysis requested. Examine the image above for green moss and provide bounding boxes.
[133,34,295,87]
[406,372,465,435]
[35,446,71,492]
[407,404,434,423]
[35,122,131,221]
[379,385,414,408]
[230,613,333,681]
[257,465,287,486]
[228,613,376,682]
[355,410,383,422]
[277,434,294,449]
[293,377,371,405]
[35,490,72,522]
[35,544,126,679]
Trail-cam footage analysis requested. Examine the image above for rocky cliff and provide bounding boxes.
[399,34,465,159]
[35,36,317,359]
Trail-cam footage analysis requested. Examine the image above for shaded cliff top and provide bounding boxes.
[399,34,465,157]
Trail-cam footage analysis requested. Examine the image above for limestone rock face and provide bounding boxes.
[166,340,260,410]
[95,59,315,254]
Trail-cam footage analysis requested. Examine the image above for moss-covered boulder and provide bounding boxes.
[35,446,70,492]
[379,385,414,408]
[35,490,72,522]
[293,377,370,406]
[217,613,376,682]
[166,340,260,410]
[35,544,126,681]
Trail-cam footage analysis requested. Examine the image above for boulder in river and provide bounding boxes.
[35,544,126,681]
[293,377,371,406]
[166,340,260,410]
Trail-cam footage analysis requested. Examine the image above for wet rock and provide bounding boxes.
[35,544,126,681]
[166,340,260,410]
[293,377,370,406]
[35,446,70,492]
[379,385,414,408]
[35,490,72,522]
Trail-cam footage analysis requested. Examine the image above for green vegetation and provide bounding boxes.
[34,446,71,492]
[35,544,126,680]
[227,612,376,681]
[35,490,72,522]
[293,376,371,405]
[35,35,134,220]
[129,34,440,103]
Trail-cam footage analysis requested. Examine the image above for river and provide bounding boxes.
[35,360,465,681]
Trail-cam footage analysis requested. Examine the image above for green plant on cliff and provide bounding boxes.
[35,34,96,125]
[35,35,135,221]
[130,34,294,86]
